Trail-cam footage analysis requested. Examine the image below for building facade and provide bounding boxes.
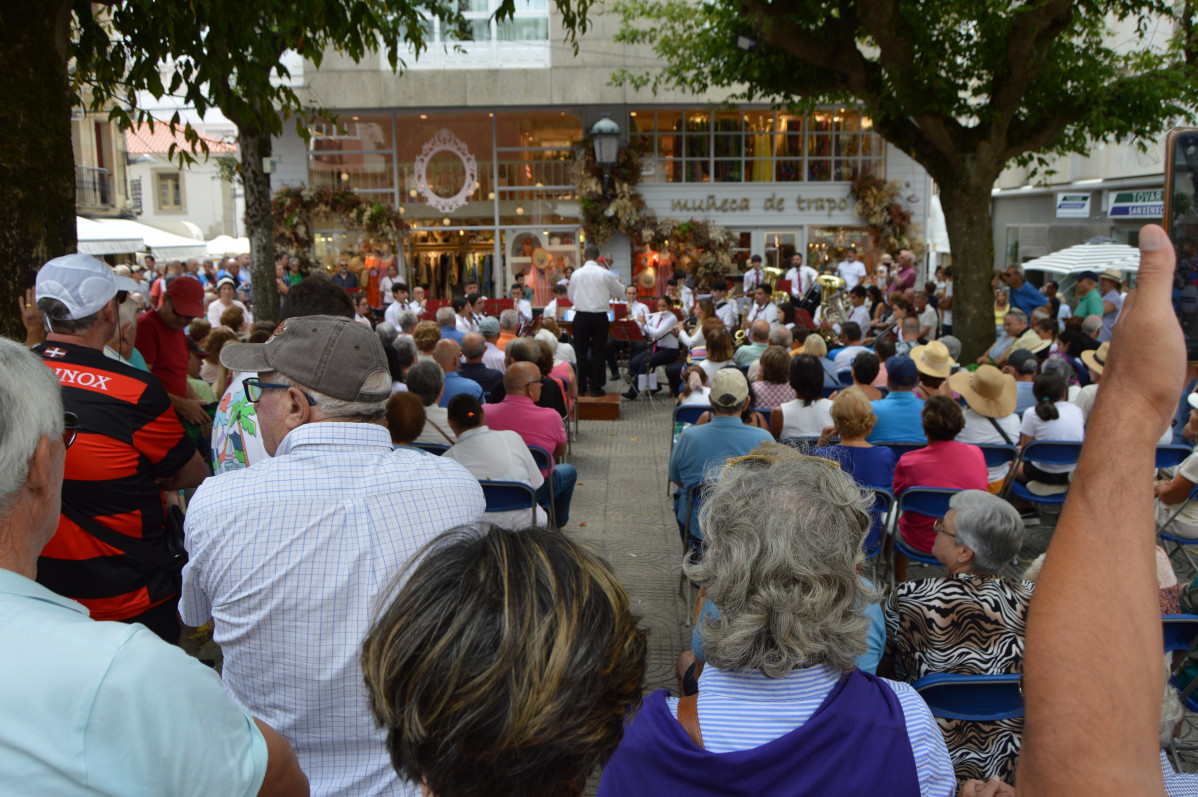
[269,7,934,301]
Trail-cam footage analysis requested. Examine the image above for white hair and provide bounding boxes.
[499,309,519,330]
[0,339,64,512]
[534,329,559,355]
[271,370,390,422]
[118,297,139,328]
[1081,314,1103,337]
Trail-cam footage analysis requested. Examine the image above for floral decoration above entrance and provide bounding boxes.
[413,128,479,213]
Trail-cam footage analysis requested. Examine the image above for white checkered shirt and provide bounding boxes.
[181,422,485,797]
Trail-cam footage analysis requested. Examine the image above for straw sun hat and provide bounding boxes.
[1080,341,1109,376]
[909,340,956,379]
[948,364,1017,418]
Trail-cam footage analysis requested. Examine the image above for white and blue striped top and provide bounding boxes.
[668,665,957,796]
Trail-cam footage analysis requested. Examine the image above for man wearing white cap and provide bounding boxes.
[668,368,772,542]
[32,254,207,642]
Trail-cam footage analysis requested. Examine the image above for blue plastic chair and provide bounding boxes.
[880,442,925,460]
[821,386,838,398]
[479,480,539,525]
[1002,441,1083,505]
[891,487,957,585]
[414,442,449,456]
[912,673,1024,721]
[837,370,854,387]
[973,443,1018,472]
[1157,444,1194,469]
[527,445,557,528]
[682,481,713,554]
[866,488,894,560]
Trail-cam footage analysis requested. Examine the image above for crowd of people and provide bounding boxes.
[1,227,1195,796]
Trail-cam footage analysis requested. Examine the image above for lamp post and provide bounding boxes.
[590,114,620,198]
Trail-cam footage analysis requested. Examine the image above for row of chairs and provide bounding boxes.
[412,441,558,527]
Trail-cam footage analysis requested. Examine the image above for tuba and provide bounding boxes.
[816,274,849,338]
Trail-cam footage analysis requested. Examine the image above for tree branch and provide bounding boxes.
[738,0,869,94]
[989,0,1075,129]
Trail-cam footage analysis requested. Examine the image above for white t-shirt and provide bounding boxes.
[836,260,867,289]
[207,299,251,329]
[777,398,835,439]
[942,281,954,326]
[1158,451,1198,535]
[917,306,939,340]
[956,408,1021,482]
[1019,401,1085,473]
[679,387,711,406]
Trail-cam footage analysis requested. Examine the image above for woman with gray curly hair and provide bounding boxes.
[885,489,1032,786]
[598,453,955,797]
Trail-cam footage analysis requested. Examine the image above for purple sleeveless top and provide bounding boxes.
[597,670,921,797]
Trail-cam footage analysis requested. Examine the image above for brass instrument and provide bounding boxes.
[734,328,747,345]
[816,274,849,339]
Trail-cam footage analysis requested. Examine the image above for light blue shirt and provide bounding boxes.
[868,391,927,444]
[1015,380,1036,416]
[439,370,484,407]
[669,415,773,537]
[666,664,955,795]
[183,422,486,797]
[0,569,267,796]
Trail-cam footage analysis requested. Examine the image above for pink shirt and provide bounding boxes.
[893,440,988,552]
[484,395,566,474]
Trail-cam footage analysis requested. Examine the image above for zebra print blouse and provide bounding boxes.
[885,574,1035,785]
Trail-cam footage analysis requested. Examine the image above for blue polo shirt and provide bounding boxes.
[439,371,484,407]
[1010,281,1047,319]
[669,415,773,537]
[0,569,268,796]
[867,391,927,444]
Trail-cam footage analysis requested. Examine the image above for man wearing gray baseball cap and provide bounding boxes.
[181,314,485,797]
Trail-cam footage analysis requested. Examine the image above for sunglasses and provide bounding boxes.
[63,411,78,449]
[244,377,317,405]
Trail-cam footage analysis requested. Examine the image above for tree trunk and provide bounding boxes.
[938,178,1001,362]
[0,2,76,341]
[239,124,279,322]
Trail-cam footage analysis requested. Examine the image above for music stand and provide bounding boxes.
[609,320,645,390]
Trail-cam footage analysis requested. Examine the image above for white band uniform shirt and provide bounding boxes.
[383,301,404,330]
[514,297,533,323]
[849,303,873,331]
[742,266,766,294]
[567,259,624,311]
[625,300,651,334]
[181,422,486,797]
[714,299,738,330]
[645,311,680,349]
[785,265,819,297]
[745,301,779,327]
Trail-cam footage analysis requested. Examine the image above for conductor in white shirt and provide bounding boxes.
[836,247,867,289]
[568,244,624,397]
[784,253,818,302]
[742,254,767,295]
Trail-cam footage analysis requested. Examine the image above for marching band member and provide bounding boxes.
[512,284,533,325]
[606,285,651,382]
[710,279,738,330]
[743,283,779,329]
[742,253,767,294]
[784,252,818,302]
[622,296,680,400]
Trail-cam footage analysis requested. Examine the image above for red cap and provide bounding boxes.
[166,276,205,318]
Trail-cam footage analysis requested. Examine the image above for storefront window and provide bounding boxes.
[806,226,873,272]
[629,107,883,184]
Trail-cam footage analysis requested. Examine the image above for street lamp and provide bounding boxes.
[590,114,621,197]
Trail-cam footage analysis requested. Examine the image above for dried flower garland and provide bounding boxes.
[272,185,407,269]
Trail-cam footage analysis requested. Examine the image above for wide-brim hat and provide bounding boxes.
[1080,341,1110,375]
[532,247,552,268]
[910,341,955,378]
[1099,269,1123,284]
[1027,337,1052,354]
[948,365,1017,418]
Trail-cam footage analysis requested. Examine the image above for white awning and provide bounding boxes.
[206,235,250,256]
[76,217,144,256]
[88,218,209,259]
[1020,240,1140,275]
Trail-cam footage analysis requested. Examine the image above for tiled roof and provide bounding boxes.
[124,122,238,155]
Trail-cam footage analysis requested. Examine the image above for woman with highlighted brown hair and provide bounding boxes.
[362,524,647,797]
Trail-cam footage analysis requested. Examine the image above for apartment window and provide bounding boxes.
[388,0,550,70]
[156,172,182,210]
[629,108,884,184]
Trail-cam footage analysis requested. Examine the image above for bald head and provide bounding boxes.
[461,332,486,361]
[434,339,461,372]
[503,361,541,394]
[751,319,770,342]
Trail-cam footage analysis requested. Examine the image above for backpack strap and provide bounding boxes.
[676,694,705,749]
[987,416,1015,446]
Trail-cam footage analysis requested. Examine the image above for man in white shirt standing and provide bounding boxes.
[511,284,534,325]
[742,254,766,295]
[184,315,485,797]
[836,247,867,289]
[383,282,410,329]
[784,252,818,302]
[710,279,738,330]
[743,283,778,329]
[568,244,624,397]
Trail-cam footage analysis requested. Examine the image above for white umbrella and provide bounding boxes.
[206,235,250,256]
[76,217,144,256]
[1021,239,1139,276]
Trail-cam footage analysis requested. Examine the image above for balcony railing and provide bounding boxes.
[76,165,111,208]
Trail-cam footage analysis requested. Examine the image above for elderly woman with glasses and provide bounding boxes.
[885,489,1032,786]
[598,453,955,797]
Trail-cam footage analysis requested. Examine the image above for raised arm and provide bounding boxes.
[1018,224,1184,796]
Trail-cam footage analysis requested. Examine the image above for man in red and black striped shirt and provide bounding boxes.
[33,255,207,642]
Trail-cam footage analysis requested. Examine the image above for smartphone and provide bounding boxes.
[1163,128,1198,360]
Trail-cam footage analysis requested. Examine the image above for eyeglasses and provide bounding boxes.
[62,412,78,449]
[244,377,317,405]
[521,380,543,393]
[933,518,956,538]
